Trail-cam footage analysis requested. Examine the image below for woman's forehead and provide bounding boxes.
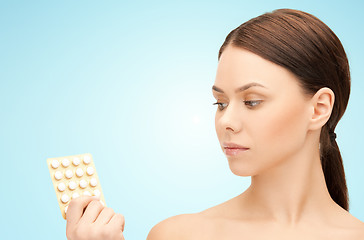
[215,46,300,93]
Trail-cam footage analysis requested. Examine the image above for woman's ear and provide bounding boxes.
[308,87,335,131]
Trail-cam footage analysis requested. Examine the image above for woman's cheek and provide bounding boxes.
[257,101,307,160]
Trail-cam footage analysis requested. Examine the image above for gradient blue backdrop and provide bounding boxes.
[1,1,363,239]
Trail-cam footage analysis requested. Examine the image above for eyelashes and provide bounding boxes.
[244,100,262,107]
[212,100,262,111]
[212,102,228,111]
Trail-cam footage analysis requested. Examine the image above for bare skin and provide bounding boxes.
[146,45,364,240]
[148,200,364,240]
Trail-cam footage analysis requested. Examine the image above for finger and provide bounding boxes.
[108,213,125,232]
[79,200,105,224]
[94,207,115,225]
[66,195,100,224]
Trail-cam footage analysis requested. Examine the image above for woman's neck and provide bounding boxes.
[238,141,338,226]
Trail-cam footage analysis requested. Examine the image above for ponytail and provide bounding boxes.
[320,126,349,210]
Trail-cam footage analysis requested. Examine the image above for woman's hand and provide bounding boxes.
[66,196,125,240]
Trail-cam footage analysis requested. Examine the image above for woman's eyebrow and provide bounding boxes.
[212,82,267,93]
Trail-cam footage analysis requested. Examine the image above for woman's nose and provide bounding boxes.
[218,103,242,133]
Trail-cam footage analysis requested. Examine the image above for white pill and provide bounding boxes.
[72,192,80,199]
[86,166,94,176]
[79,179,87,189]
[61,158,70,167]
[65,169,73,179]
[54,171,63,180]
[93,189,101,197]
[90,178,97,187]
[57,182,66,192]
[64,205,68,214]
[83,191,91,196]
[61,194,70,203]
[76,168,84,177]
[68,181,77,190]
[73,157,80,166]
[83,155,91,164]
[51,159,60,169]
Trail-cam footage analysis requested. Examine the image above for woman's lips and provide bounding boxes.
[224,147,249,156]
[222,142,249,156]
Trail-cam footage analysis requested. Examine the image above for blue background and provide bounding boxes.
[1,1,363,239]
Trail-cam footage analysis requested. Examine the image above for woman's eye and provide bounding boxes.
[212,102,228,111]
[243,100,262,107]
[213,100,262,111]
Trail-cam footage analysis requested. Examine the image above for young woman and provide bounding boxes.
[65,8,364,240]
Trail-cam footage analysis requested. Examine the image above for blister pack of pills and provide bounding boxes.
[47,153,106,219]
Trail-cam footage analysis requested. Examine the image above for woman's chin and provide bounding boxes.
[228,165,256,177]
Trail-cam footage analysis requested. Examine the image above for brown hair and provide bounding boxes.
[218,9,350,210]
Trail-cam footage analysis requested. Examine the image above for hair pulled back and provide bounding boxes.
[218,9,351,210]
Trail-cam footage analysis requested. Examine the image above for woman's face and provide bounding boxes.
[213,45,312,176]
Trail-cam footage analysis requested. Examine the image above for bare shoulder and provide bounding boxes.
[146,197,239,240]
[334,209,364,239]
[353,217,364,238]
[351,221,364,240]
[146,213,208,240]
